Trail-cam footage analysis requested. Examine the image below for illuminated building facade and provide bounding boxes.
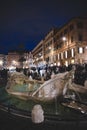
[32,40,45,67]
[0,17,87,69]
[7,52,20,69]
[32,17,87,66]
[53,17,87,66]
[6,51,33,69]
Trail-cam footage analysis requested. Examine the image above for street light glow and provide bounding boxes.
[0,60,3,65]
[62,36,66,41]
[49,46,51,50]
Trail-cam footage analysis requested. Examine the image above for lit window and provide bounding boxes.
[79,47,83,54]
[71,49,74,57]
[65,51,67,58]
[61,53,63,59]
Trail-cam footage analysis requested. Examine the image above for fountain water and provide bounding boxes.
[1,69,87,124]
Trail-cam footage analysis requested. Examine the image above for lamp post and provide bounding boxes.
[62,36,68,66]
[49,46,53,64]
[62,36,66,43]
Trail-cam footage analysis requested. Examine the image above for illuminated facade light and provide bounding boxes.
[57,62,60,66]
[71,59,74,64]
[0,60,3,65]
[54,63,56,66]
[65,61,68,66]
[12,60,16,64]
[65,51,67,58]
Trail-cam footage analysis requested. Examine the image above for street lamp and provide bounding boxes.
[62,36,68,47]
[62,36,66,42]
[62,36,70,66]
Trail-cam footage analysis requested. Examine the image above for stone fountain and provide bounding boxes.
[7,68,87,102]
[6,70,73,102]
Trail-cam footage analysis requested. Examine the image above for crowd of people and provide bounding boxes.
[22,64,72,81]
[17,63,87,86]
[0,63,87,86]
[74,63,87,86]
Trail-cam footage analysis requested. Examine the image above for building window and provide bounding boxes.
[78,34,83,41]
[58,54,60,60]
[63,52,65,59]
[58,42,63,48]
[64,28,68,34]
[60,32,63,37]
[54,37,56,42]
[53,55,56,61]
[78,47,84,54]
[77,22,83,28]
[71,48,74,57]
[69,24,74,31]
[58,53,61,60]
[56,55,58,60]
[61,52,63,59]
[50,56,53,63]
[46,57,49,62]
[71,36,74,43]
[65,51,68,58]
[67,49,71,58]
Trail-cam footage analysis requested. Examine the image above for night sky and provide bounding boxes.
[0,0,87,54]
